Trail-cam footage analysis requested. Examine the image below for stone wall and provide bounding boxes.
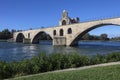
[53,37,66,46]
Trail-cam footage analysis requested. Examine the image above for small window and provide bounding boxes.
[68,28,72,34]
[62,20,66,25]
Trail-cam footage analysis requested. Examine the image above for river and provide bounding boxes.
[0,41,120,62]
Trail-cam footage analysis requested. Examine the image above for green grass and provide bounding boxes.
[12,65,120,80]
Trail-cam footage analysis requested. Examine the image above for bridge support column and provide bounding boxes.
[53,37,66,46]
[23,38,31,44]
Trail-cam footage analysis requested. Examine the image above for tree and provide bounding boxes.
[100,34,109,40]
[0,29,13,40]
[82,33,100,40]
[81,33,109,41]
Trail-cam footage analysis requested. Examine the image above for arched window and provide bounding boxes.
[53,30,56,36]
[62,20,66,25]
[68,28,72,34]
[60,29,64,36]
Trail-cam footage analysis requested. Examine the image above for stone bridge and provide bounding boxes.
[13,10,120,46]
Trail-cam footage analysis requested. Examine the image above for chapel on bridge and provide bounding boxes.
[59,10,79,26]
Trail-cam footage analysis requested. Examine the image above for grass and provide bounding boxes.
[11,64,120,80]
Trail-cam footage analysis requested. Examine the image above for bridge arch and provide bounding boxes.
[70,23,120,46]
[16,33,25,43]
[32,31,52,44]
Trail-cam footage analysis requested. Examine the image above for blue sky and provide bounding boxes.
[0,0,120,37]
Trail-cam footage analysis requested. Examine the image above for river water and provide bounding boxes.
[0,41,120,62]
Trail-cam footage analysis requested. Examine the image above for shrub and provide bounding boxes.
[91,54,107,64]
[67,53,81,67]
[31,53,50,73]
[49,53,68,70]
[81,55,91,66]
[0,62,13,79]
[106,52,120,62]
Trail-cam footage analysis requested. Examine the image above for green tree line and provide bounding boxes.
[81,33,109,40]
[0,29,16,40]
[111,37,120,41]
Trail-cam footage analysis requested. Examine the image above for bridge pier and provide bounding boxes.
[53,36,66,46]
[23,38,31,44]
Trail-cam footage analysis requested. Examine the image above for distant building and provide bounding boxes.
[59,10,79,26]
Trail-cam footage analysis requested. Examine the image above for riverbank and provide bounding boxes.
[9,62,120,80]
[1,52,120,79]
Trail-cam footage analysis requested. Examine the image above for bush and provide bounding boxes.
[91,54,106,64]
[106,52,120,62]
[67,53,90,67]
[30,53,50,73]
[49,53,68,70]
[67,53,81,67]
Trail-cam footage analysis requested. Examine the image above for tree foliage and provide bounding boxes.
[100,34,109,40]
[0,29,16,40]
[81,33,109,40]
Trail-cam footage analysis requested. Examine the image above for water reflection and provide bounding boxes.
[0,41,120,62]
